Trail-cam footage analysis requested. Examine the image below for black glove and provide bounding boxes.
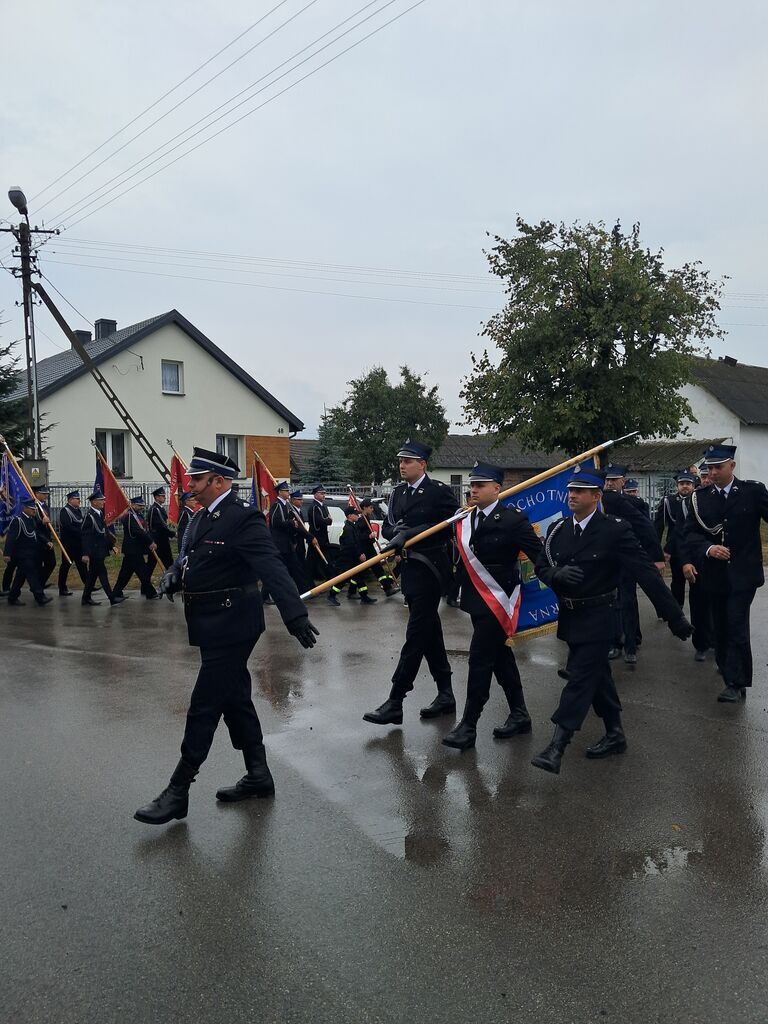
[287,616,319,649]
[159,567,181,602]
[668,615,693,640]
[553,565,585,588]
[384,525,422,553]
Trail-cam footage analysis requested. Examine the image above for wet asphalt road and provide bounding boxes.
[2,586,768,1024]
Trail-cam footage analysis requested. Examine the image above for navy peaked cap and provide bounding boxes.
[66,490,80,499]
[604,464,628,479]
[468,460,504,485]
[674,469,696,483]
[567,467,606,489]
[703,444,737,465]
[397,438,431,460]
[187,446,239,479]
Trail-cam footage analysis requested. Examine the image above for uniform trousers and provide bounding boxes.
[8,556,44,602]
[552,608,623,732]
[308,540,333,581]
[619,576,641,655]
[83,557,114,602]
[689,582,712,653]
[669,557,686,608]
[153,538,174,570]
[114,553,157,597]
[710,588,756,689]
[2,558,17,592]
[464,613,526,722]
[391,573,451,696]
[180,641,263,768]
[40,546,57,587]
[57,548,88,591]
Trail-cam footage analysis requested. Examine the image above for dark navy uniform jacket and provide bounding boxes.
[179,492,306,649]
[148,502,175,541]
[4,514,44,561]
[81,508,116,560]
[308,501,333,546]
[654,492,688,560]
[535,511,681,643]
[121,512,155,557]
[602,489,663,561]
[177,506,194,553]
[268,499,303,557]
[383,475,458,594]
[58,504,85,549]
[456,503,542,618]
[681,478,768,594]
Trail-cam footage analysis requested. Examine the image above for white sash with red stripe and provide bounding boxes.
[456,511,522,638]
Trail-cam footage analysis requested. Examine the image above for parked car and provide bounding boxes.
[300,496,386,551]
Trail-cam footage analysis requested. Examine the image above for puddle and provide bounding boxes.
[616,844,704,879]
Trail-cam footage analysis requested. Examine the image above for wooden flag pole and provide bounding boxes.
[252,448,328,565]
[300,432,639,600]
[0,434,72,564]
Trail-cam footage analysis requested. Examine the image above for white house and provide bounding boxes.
[11,310,303,484]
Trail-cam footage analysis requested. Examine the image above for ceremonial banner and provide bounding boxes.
[0,453,33,536]
[255,459,277,520]
[168,453,187,525]
[94,451,130,526]
[498,459,598,637]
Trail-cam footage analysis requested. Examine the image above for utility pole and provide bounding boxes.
[1,187,57,461]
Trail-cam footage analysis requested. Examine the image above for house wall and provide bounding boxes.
[40,323,294,481]
[738,426,768,481]
[677,384,741,445]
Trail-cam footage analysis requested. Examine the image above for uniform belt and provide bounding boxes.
[559,590,617,610]
[182,583,260,606]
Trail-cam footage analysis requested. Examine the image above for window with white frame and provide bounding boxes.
[161,360,184,394]
[216,434,241,466]
[95,429,131,478]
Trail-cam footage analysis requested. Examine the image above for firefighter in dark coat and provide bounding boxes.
[81,491,124,606]
[307,484,334,580]
[327,507,378,605]
[268,481,306,592]
[112,495,159,600]
[135,448,319,826]
[57,490,88,595]
[4,497,52,606]
[364,439,459,725]
[442,462,543,751]
[148,486,175,569]
[681,444,768,703]
[32,485,57,590]
[533,467,691,775]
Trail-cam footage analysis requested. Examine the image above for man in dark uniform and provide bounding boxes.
[623,478,648,513]
[81,490,124,607]
[176,492,198,555]
[358,495,397,597]
[57,490,88,595]
[442,462,542,751]
[681,444,768,703]
[364,439,459,725]
[532,467,691,775]
[135,447,319,826]
[148,486,175,569]
[328,507,378,605]
[697,463,709,488]
[4,497,52,606]
[268,481,306,592]
[307,485,334,580]
[31,485,57,590]
[289,488,311,593]
[112,496,159,600]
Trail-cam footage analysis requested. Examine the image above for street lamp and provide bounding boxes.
[8,187,29,216]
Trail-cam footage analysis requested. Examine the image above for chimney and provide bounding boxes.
[72,329,91,348]
[94,318,117,340]
[720,355,738,366]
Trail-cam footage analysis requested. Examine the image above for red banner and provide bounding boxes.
[168,453,187,525]
[255,460,277,520]
[94,451,129,526]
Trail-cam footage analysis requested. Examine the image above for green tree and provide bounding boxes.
[307,415,351,482]
[0,326,28,453]
[461,218,725,454]
[327,366,449,483]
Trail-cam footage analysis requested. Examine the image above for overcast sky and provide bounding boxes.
[1,0,766,436]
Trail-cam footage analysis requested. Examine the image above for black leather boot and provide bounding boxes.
[363,697,404,725]
[360,591,377,605]
[442,720,477,750]
[420,681,456,719]
[493,710,532,739]
[586,719,627,759]
[134,759,197,824]
[531,726,573,775]
[216,745,275,802]
[717,686,747,703]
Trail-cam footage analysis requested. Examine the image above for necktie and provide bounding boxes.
[574,522,582,539]
[476,509,486,527]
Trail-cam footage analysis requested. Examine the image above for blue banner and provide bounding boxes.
[0,453,33,536]
[502,459,597,635]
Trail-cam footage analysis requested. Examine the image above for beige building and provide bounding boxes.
[12,310,302,483]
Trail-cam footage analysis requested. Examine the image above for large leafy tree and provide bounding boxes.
[307,415,351,483]
[461,218,725,454]
[0,324,28,452]
[327,366,449,483]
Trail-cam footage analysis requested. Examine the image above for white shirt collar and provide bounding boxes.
[716,480,734,496]
[573,508,597,532]
[207,490,233,515]
[408,474,427,491]
[475,499,499,518]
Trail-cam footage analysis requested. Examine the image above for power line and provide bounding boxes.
[37,0,317,216]
[39,272,94,326]
[28,6,299,204]
[39,256,494,311]
[48,0,401,226]
[55,0,429,230]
